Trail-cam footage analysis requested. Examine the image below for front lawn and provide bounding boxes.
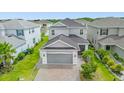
[0,36,48,81]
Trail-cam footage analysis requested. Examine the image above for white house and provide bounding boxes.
[0,19,41,57]
[40,18,89,64]
[88,18,124,58]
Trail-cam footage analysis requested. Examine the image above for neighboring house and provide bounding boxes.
[88,18,124,58]
[40,18,89,64]
[30,20,53,35]
[0,19,41,57]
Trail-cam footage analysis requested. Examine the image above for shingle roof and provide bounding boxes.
[42,34,89,50]
[74,19,90,25]
[3,19,40,29]
[89,18,124,28]
[98,35,124,49]
[0,35,26,48]
[43,34,79,49]
[69,34,89,43]
[50,26,67,29]
[61,18,85,27]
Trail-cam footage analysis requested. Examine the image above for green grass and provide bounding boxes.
[93,56,119,81]
[0,36,48,81]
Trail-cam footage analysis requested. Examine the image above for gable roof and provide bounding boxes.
[0,35,26,48]
[74,19,90,25]
[61,18,84,27]
[98,35,124,49]
[42,34,79,50]
[69,34,89,43]
[42,34,89,50]
[3,19,40,30]
[89,18,124,28]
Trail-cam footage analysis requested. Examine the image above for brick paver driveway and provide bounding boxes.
[34,57,82,81]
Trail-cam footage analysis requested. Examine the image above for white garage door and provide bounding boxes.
[47,54,73,64]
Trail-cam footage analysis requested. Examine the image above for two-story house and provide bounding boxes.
[40,18,89,64]
[88,18,124,58]
[0,19,41,56]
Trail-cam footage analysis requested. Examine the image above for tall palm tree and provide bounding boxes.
[0,42,16,66]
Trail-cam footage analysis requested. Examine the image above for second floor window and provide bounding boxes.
[100,28,108,35]
[80,29,83,35]
[16,30,24,36]
[32,28,35,33]
[43,24,47,26]
[51,30,55,35]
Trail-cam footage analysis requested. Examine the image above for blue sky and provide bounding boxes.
[0,12,124,19]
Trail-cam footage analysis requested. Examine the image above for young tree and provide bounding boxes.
[81,62,97,79]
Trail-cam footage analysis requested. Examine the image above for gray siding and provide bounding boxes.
[112,45,124,58]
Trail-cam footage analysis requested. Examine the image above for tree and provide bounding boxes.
[0,42,16,66]
[82,49,94,62]
[80,62,97,79]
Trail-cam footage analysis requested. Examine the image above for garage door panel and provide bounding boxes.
[47,54,73,64]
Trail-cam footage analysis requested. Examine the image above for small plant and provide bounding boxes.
[17,52,25,61]
[102,56,109,64]
[26,48,34,54]
[107,59,115,67]
[110,64,123,74]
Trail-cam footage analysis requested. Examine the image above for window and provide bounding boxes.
[32,28,34,33]
[29,29,31,34]
[43,24,47,26]
[33,38,36,44]
[100,28,108,35]
[51,30,55,35]
[80,29,83,35]
[106,45,111,50]
[16,30,24,36]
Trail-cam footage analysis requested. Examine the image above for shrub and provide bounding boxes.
[97,49,109,59]
[110,64,123,74]
[17,52,25,61]
[107,59,115,67]
[102,56,109,64]
[113,53,119,60]
[26,48,34,54]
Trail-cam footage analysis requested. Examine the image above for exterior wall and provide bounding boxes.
[49,28,69,39]
[0,30,5,36]
[118,28,124,36]
[5,29,25,39]
[40,49,78,64]
[13,44,26,57]
[111,45,124,58]
[69,28,87,39]
[87,26,99,46]
[24,27,41,48]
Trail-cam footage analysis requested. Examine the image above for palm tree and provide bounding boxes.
[0,42,16,66]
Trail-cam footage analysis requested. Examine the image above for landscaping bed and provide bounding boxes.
[0,36,48,81]
[80,49,119,81]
